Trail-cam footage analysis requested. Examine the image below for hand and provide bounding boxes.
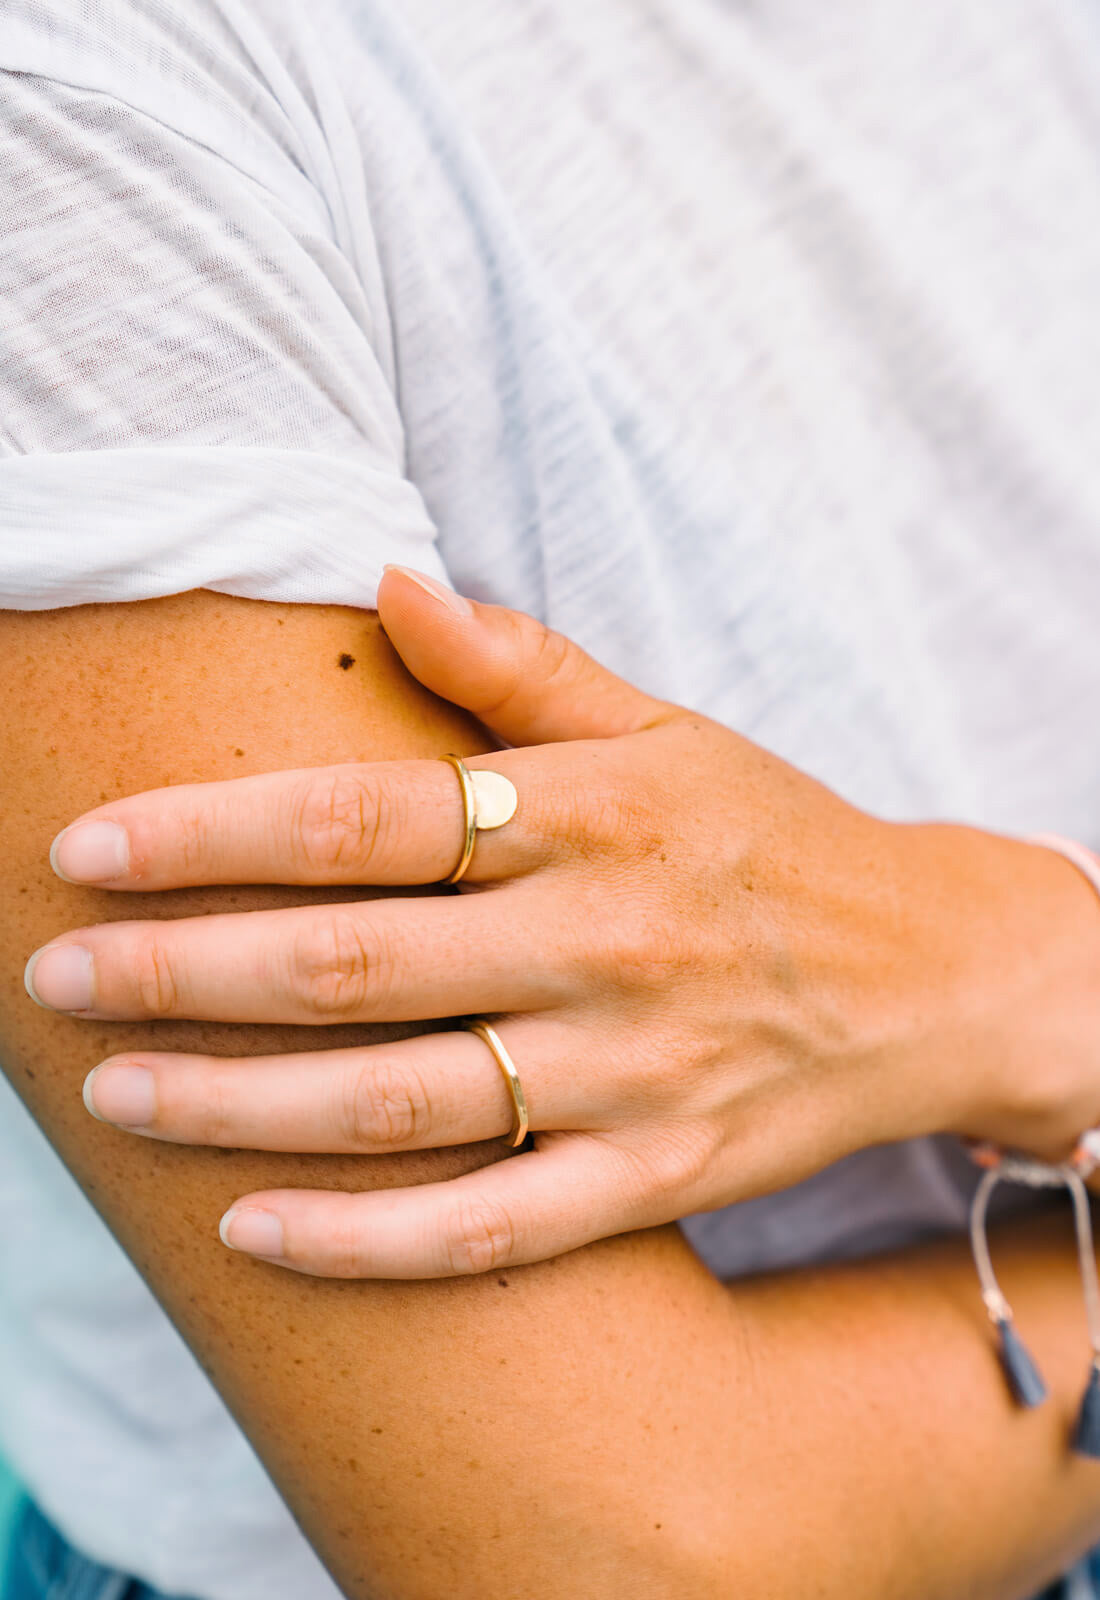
[26,567,1100,1278]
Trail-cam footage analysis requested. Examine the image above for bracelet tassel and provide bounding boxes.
[969,1155,1100,1456]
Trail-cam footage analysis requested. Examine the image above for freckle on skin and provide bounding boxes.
[234,748,244,757]
[338,653,356,671]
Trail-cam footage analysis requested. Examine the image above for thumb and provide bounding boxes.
[376,566,670,746]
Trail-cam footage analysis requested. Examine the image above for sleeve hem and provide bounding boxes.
[0,445,447,611]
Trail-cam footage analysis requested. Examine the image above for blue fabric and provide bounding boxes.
[1040,1556,1100,1600]
[0,1501,193,1600]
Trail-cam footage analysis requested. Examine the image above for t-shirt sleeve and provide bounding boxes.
[0,2,448,610]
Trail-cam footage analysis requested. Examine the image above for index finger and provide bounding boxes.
[49,755,549,891]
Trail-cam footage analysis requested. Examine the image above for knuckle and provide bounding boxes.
[131,935,183,1017]
[292,911,383,1019]
[568,770,663,863]
[524,618,574,692]
[293,771,372,874]
[479,614,573,721]
[595,906,686,993]
[293,770,406,877]
[320,1199,369,1278]
[611,781,665,861]
[646,1125,719,1202]
[189,1069,235,1148]
[174,808,213,878]
[344,1058,426,1150]
[619,1027,686,1102]
[442,1196,517,1276]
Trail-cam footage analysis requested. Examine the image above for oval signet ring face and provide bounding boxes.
[470,769,518,830]
[442,755,519,883]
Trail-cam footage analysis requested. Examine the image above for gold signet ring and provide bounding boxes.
[441,754,519,885]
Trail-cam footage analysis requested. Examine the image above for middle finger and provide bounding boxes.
[25,892,559,1024]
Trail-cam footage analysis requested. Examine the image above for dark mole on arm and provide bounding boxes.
[338,653,355,671]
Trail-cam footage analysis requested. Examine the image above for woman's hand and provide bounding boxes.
[25,568,1100,1278]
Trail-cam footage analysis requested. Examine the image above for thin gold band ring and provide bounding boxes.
[442,753,479,884]
[466,1021,530,1149]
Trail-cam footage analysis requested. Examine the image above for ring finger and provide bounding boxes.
[81,1020,598,1151]
[25,891,558,1025]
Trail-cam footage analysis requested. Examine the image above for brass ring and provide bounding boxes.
[441,753,519,885]
[467,1021,530,1149]
[442,754,478,884]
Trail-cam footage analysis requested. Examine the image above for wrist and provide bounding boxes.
[900,822,1100,1156]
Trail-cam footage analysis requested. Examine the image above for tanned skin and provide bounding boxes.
[0,589,1098,1600]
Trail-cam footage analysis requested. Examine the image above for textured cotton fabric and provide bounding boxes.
[2,2,1100,1596]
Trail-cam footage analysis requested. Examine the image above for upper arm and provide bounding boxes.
[0,20,738,1595]
[6,616,1100,1600]
[0,591,734,1599]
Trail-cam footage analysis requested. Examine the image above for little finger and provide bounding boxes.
[218,1133,653,1278]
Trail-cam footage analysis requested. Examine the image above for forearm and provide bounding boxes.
[0,593,1095,1600]
[718,1211,1100,1600]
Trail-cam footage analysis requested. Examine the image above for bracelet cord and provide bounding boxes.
[967,833,1100,1455]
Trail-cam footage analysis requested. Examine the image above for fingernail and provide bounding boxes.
[220,1206,285,1259]
[382,565,473,616]
[83,1061,155,1129]
[24,944,94,1012]
[51,821,130,884]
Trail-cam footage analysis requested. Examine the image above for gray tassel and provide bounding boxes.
[995,1317,1048,1408]
[971,1166,1051,1411]
[1073,1363,1100,1459]
[1065,1170,1100,1459]
[971,1159,1100,1438]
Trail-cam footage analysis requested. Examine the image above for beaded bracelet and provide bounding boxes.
[967,833,1100,1456]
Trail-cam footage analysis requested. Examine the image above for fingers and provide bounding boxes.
[376,566,673,746]
[49,754,545,893]
[83,1022,591,1151]
[217,1134,647,1278]
[26,892,557,1024]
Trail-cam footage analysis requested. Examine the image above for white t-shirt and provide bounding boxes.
[2,1,1100,1595]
